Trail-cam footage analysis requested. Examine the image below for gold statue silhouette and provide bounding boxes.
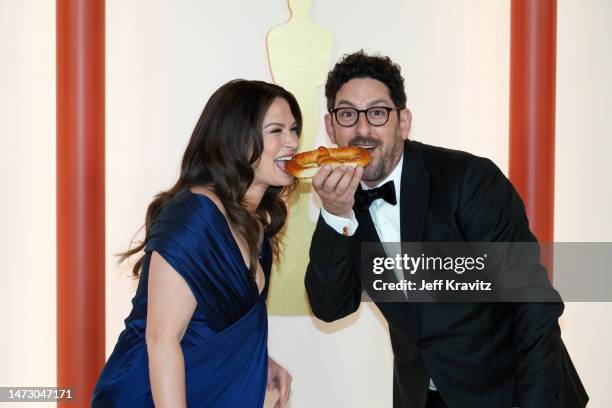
[266,0,332,315]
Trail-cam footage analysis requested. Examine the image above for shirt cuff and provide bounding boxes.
[320,208,359,236]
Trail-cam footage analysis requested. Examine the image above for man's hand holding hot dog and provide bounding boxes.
[285,146,368,219]
[312,165,363,219]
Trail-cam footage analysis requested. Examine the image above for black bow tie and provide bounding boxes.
[355,181,397,209]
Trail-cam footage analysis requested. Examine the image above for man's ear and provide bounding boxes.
[399,108,412,141]
[324,113,337,145]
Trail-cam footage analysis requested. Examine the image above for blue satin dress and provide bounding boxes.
[91,188,271,407]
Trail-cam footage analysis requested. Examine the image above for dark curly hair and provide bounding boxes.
[325,50,407,112]
[119,79,302,279]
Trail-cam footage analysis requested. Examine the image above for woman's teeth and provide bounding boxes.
[274,156,292,172]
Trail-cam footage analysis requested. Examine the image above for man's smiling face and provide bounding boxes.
[325,77,412,187]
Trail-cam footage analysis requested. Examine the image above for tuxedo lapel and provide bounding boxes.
[400,141,430,243]
[397,141,429,345]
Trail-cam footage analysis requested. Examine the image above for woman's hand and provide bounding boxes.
[267,357,292,408]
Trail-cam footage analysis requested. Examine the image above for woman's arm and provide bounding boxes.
[145,251,197,408]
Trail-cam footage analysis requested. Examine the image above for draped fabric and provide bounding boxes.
[92,189,272,407]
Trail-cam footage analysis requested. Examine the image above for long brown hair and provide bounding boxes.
[120,79,302,278]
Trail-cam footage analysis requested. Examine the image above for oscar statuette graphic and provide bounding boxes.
[266,0,332,315]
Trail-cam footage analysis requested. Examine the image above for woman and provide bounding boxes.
[92,79,301,407]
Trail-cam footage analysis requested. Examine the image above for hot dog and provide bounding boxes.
[285,146,371,178]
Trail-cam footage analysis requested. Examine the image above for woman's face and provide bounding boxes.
[252,97,299,188]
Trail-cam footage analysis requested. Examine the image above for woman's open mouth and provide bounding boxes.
[274,155,293,173]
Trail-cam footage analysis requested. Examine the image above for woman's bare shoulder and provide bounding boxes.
[189,186,227,217]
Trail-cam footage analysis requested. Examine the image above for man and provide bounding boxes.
[304,51,588,408]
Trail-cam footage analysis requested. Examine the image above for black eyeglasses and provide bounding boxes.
[330,106,396,127]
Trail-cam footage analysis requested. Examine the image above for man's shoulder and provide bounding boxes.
[408,140,501,178]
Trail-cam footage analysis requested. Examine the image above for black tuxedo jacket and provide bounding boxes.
[305,140,588,408]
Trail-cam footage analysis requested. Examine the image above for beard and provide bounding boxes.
[355,131,404,185]
[363,156,385,182]
[347,135,384,181]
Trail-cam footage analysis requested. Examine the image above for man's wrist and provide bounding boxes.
[320,208,358,236]
[322,206,351,219]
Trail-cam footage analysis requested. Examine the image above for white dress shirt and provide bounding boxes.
[320,156,438,391]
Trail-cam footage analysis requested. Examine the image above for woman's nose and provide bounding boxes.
[285,131,299,149]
